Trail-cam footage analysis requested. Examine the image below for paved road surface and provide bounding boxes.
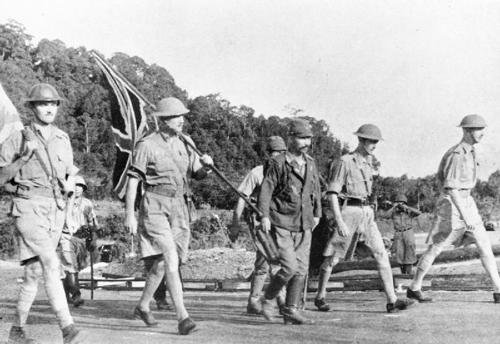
[1,262,500,344]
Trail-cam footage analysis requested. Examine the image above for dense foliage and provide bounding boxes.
[1,20,500,216]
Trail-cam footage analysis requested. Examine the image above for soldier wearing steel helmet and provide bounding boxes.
[59,175,98,308]
[125,97,213,335]
[229,135,287,314]
[380,193,421,274]
[0,83,82,343]
[407,114,500,304]
[313,124,415,313]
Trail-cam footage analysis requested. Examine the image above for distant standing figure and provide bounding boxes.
[381,194,421,274]
[60,175,98,308]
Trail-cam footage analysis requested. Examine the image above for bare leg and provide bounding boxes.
[138,257,165,311]
[39,251,74,329]
[15,260,42,327]
[474,228,500,292]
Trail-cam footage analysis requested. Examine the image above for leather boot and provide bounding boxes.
[405,265,413,275]
[247,273,267,314]
[62,277,71,303]
[264,273,288,300]
[314,270,331,312]
[283,276,313,325]
[8,326,38,344]
[71,273,84,307]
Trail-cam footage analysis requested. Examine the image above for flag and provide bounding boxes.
[0,82,23,144]
[92,52,149,199]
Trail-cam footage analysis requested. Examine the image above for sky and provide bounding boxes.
[2,0,500,179]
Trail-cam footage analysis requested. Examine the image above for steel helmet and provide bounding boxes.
[353,124,383,141]
[74,175,87,191]
[25,83,63,103]
[267,136,286,152]
[152,97,189,117]
[394,194,408,204]
[458,114,487,128]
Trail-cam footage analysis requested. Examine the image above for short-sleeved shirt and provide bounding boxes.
[0,124,78,191]
[66,197,98,234]
[327,149,374,199]
[128,132,202,191]
[437,141,477,190]
[237,165,264,199]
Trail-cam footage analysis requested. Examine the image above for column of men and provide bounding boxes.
[1,82,500,342]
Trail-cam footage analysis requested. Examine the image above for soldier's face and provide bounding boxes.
[75,185,84,198]
[291,136,311,153]
[467,128,485,144]
[361,138,378,154]
[163,115,184,132]
[32,101,59,124]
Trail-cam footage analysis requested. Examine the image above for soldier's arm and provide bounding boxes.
[258,160,279,232]
[312,163,322,228]
[326,158,349,236]
[0,157,29,184]
[124,176,140,234]
[0,133,35,184]
[403,204,422,217]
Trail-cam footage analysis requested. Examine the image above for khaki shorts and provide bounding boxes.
[392,229,417,265]
[432,194,483,247]
[11,196,65,264]
[139,192,190,262]
[323,205,386,258]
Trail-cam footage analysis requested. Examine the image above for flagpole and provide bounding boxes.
[90,50,159,131]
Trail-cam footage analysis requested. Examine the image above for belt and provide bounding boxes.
[344,198,371,207]
[145,184,184,198]
[395,227,412,233]
[15,185,54,198]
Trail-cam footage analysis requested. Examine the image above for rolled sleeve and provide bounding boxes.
[128,141,149,180]
[440,152,461,189]
[184,136,204,175]
[258,160,280,218]
[0,131,21,167]
[326,159,346,194]
[237,168,261,197]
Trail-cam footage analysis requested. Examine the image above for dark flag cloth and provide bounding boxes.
[0,82,23,145]
[91,52,149,199]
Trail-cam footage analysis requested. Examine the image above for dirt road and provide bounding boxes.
[1,261,500,344]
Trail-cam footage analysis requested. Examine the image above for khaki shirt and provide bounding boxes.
[66,196,98,234]
[237,165,263,199]
[0,124,77,191]
[128,132,202,191]
[327,149,374,199]
[437,141,477,190]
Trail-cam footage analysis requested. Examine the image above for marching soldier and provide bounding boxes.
[0,83,82,343]
[60,175,98,307]
[125,97,213,335]
[383,194,421,275]
[257,119,321,325]
[407,115,500,303]
[314,124,415,313]
[229,136,287,314]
